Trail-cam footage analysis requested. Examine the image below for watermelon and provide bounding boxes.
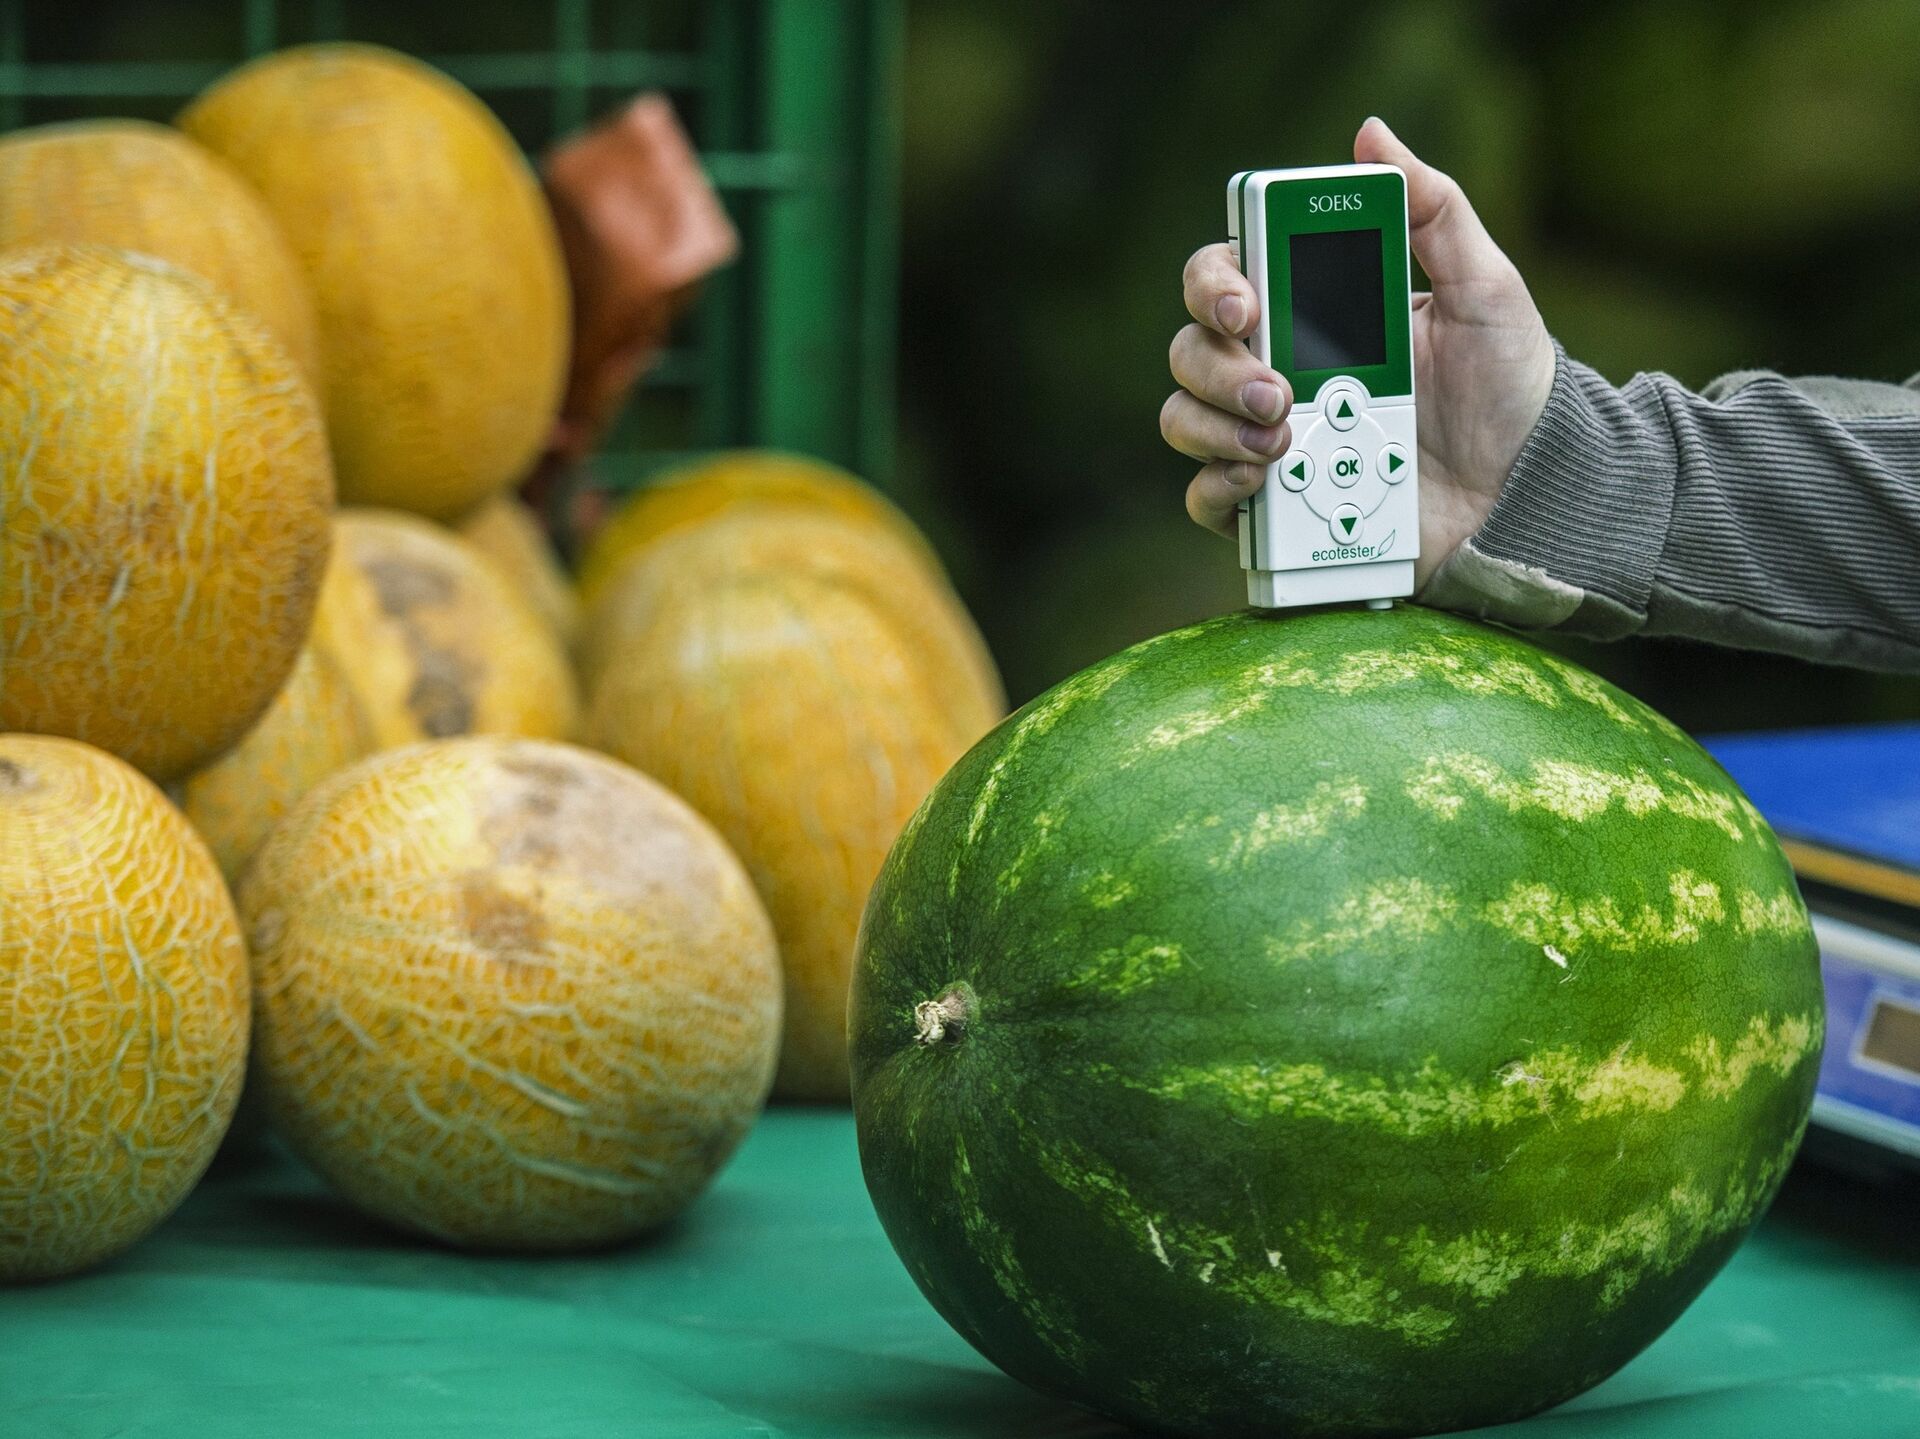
[849,606,1822,1439]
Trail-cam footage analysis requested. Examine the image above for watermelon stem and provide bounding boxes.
[913,983,975,1047]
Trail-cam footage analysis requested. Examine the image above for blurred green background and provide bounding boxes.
[892,0,1920,731]
[12,0,1920,732]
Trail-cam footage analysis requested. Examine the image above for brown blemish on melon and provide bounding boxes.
[480,746,709,908]
[361,554,480,736]
[460,878,549,969]
[363,556,456,615]
[407,648,479,737]
[35,495,184,605]
[497,754,577,792]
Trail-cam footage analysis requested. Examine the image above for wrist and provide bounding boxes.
[1418,342,1677,638]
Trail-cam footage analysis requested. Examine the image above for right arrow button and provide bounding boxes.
[1378,443,1410,484]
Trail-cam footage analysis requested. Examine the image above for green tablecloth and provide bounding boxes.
[5,1112,1920,1438]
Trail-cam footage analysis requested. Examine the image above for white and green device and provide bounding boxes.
[1228,165,1418,608]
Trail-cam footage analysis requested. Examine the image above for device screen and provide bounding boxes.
[1290,228,1386,373]
[1862,996,1920,1079]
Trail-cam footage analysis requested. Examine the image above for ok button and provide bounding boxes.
[1328,446,1363,488]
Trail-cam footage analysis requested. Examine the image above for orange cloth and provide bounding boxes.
[529,93,738,514]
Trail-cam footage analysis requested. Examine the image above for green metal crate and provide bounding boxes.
[0,0,903,490]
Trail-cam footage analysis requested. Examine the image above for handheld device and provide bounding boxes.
[1227,165,1418,608]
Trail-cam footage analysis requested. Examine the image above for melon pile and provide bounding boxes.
[1,48,923,1275]
[0,39,1003,1276]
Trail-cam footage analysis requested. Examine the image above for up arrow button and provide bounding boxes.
[1323,383,1365,431]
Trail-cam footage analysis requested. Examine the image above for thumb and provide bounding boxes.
[1354,117,1508,289]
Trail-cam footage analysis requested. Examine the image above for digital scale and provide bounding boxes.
[1226,164,1419,609]
[1708,724,1920,1175]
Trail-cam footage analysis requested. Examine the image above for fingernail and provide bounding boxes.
[1243,379,1285,422]
[1237,421,1284,456]
[1216,294,1246,334]
[1222,463,1259,490]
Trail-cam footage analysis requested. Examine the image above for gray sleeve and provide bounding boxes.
[1419,343,1920,672]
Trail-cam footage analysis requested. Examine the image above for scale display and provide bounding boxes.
[1859,995,1920,1079]
[1808,916,1920,1158]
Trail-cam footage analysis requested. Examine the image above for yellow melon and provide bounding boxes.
[585,511,1004,1099]
[0,734,249,1282]
[178,642,375,884]
[313,509,579,748]
[0,119,319,377]
[574,451,938,608]
[238,736,781,1249]
[0,245,334,782]
[179,44,569,519]
[456,494,581,650]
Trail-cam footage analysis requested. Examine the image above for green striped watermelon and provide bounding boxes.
[850,606,1821,1439]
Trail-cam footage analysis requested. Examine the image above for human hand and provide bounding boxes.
[1161,118,1555,587]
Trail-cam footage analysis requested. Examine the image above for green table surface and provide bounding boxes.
[5,1111,1920,1438]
